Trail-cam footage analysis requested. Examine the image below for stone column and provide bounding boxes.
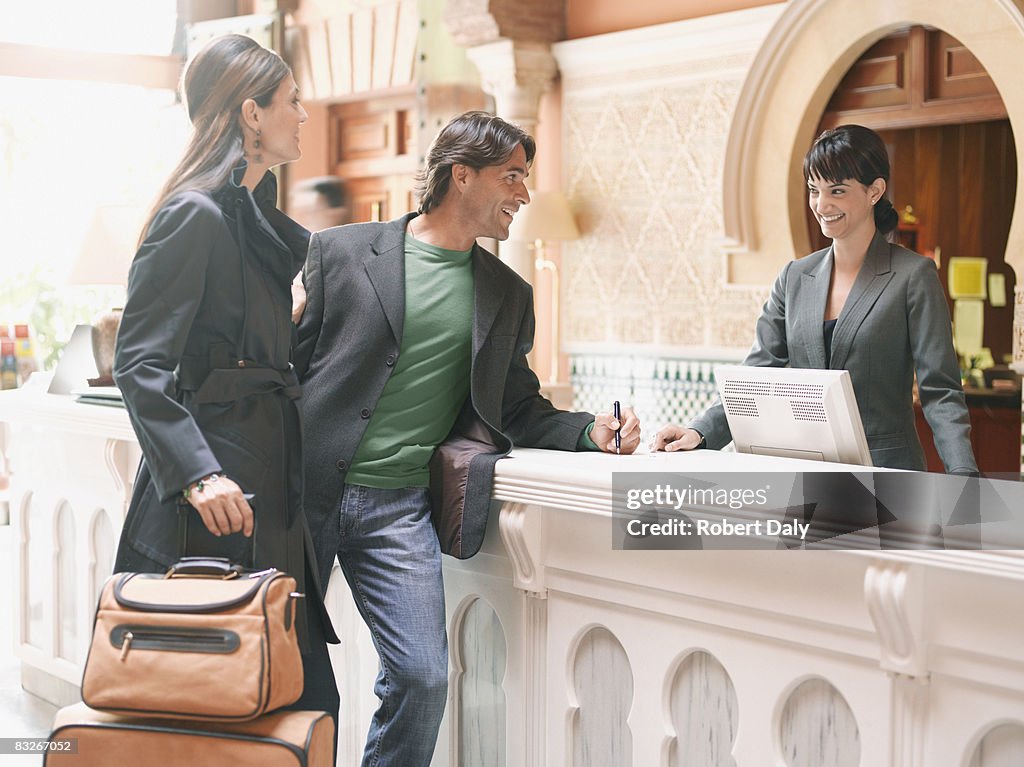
[443,0,564,282]
[466,40,557,137]
[465,40,558,282]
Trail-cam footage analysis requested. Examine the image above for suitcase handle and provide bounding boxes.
[165,557,244,579]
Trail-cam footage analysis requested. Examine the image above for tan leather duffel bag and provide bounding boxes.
[45,703,333,767]
[81,558,304,721]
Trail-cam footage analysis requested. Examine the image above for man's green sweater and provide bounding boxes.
[345,234,474,488]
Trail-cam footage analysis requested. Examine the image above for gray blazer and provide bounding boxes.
[295,213,593,575]
[691,231,977,473]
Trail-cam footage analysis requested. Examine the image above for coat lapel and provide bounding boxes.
[471,245,507,355]
[829,231,894,370]
[799,247,832,369]
[363,213,416,344]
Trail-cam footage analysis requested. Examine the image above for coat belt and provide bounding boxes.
[178,365,301,404]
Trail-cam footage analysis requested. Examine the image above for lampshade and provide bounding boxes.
[68,202,147,388]
[69,203,147,286]
[508,191,580,243]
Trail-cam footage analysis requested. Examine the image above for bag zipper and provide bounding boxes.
[112,625,241,660]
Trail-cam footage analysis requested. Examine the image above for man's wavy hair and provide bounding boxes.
[415,111,536,214]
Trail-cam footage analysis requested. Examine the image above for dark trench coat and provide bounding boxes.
[112,165,336,645]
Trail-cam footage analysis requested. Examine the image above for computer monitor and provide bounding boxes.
[714,365,873,467]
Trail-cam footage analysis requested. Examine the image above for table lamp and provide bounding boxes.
[508,191,580,384]
[69,203,146,386]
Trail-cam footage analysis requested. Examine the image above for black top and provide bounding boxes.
[823,318,838,368]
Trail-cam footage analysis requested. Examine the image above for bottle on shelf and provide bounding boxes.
[1,339,18,390]
[13,324,39,384]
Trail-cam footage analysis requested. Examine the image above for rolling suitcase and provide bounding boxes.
[45,702,333,767]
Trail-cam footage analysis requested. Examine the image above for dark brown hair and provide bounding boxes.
[140,34,290,242]
[415,111,536,214]
[803,124,899,235]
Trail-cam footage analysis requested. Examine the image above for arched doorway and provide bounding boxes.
[804,26,1020,474]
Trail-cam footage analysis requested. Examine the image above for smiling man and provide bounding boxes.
[294,111,640,767]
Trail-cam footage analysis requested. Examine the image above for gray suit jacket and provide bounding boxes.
[692,231,977,473]
[295,213,593,573]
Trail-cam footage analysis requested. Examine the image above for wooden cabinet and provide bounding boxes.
[328,93,419,222]
[915,389,1022,476]
[820,26,1007,131]
[826,30,912,113]
[926,29,1000,103]
[325,85,487,223]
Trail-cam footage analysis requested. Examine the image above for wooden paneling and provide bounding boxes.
[826,32,911,112]
[318,84,487,226]
[877,123,1014,363]
[327,92,419,224]
[932,124,958,304]
[820,96,1008,132]
[916,394,1022,475]
[342,171,418,224]
[289,1,419,101]
[339,114,395,159]
[959,124,985,258]
[347,177,392,223]
[820,26,1007,131]
[980,121,1017,366]
[887,130,916,241]
[330,96,417,167]
[927,30,999,102]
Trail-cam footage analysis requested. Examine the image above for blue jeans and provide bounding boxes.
[335,484,448,767]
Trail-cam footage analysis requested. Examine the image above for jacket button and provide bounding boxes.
[360,408,371,419]
[385,355,396,367]
[336,459,346,471]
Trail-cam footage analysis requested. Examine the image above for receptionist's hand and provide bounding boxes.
[651,424,704,452]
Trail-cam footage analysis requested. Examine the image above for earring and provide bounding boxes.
[253,129,263,164]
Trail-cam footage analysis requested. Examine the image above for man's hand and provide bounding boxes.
[291,270,307,324]
[591,406,641,454]
[186,475,254,537]
[651,424,703,452]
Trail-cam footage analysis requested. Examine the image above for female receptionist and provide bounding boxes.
[653,124,977,474]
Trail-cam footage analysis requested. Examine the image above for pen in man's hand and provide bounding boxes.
[613,400,621,454]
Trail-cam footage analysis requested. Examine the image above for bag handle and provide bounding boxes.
[165,557,244,579]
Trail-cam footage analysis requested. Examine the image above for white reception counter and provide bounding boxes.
[2,384,1023,766]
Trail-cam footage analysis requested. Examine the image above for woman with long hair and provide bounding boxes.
[654,124,976,474]
[112,33,339,722]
